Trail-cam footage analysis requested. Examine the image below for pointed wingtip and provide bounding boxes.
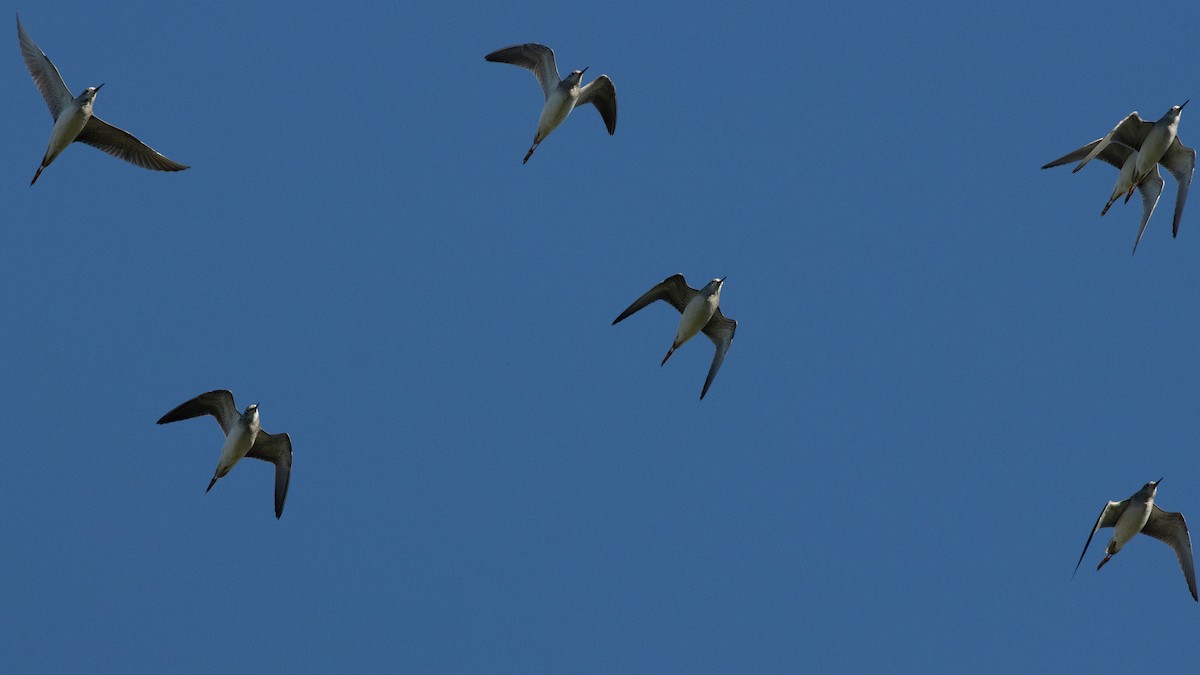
[206,476,217,493]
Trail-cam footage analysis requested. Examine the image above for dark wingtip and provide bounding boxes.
[206,476,217,493]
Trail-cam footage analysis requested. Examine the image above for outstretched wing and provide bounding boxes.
[700,309,737,400]
[612,274,696,324]
[577,75,617,135]
[485,43,559,99]
[1132,167,1164,255]
[1069,113,1154,173]
[157,390,239,435]
[77,116,190,171]
[1074,499,1126,576]
[1160,138,1196,238]
[16,13,73,119]
[1142,505,1198,602]
[248,430,293,519]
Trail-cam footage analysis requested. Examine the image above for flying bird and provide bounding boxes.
[1042,141,1163,254]
[17,13,188,185]
[1051,103,1194,239]
[1075,479,1197,602]
[612,274,736,400]
[485,43,616,163]
[157,390,292,519]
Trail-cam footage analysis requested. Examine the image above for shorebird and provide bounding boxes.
[1042,141,1164,254]
[1075,479,1197,602]
[17,13,188,185]
[485,43,616,163]
[1054,104,1195,238]
[157,390,292,519]
[612,274,736,400]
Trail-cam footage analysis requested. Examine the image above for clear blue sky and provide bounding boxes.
[4,0,1200,671]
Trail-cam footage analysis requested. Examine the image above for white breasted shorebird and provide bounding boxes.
[612,274,736,400]
[1075,479,1197,602]
[17,13,188,185]
[1043,141,1164,254]
[485,43,616,164]
[1048,103,1195,240]
[157,390,292,519]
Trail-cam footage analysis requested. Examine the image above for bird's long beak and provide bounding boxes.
[95,82,105,91]
[1158,476,1165,484]
[581,66,589,75]
[719,276,727,283]
[1181,100,1189,110]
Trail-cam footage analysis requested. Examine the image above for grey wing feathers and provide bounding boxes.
[156,390,239,434]
[612,274,697,324]
[700,310,737,400]
[1142,505,1198,602]
[1044,138,1141,172]
[1109,114,1156,149]
[248,431,292,519]
[16,13,72,118]
[1132,168,1164,255]
[1160,139,1195,237]
[485,43,559,99]
[1042,140,1102,170]
[76,116,189,172]
[577,75,617,135]
[1069,113,1153,173]
[1075,500,1127,576]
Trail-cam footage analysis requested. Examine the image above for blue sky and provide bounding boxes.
[5,0,1200,671]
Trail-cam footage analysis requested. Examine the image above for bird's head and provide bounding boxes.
[569,68,587,83]
[1141,478,1163,498]
[704,277,726,295]
[78,83,103,104]
[1166,100,1188,121]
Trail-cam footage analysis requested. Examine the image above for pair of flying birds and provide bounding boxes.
[18,20,618,182]
[481,46,738,393]
[1043,102,1196,253]
[159,275,735,520]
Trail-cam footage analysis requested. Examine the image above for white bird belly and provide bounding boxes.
[535,90,576,141]
[215,424,257,478]
[43,108,89,165]
[675,295,717,347]
[1109,504,1152,553]
[1137,128,1173,177]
